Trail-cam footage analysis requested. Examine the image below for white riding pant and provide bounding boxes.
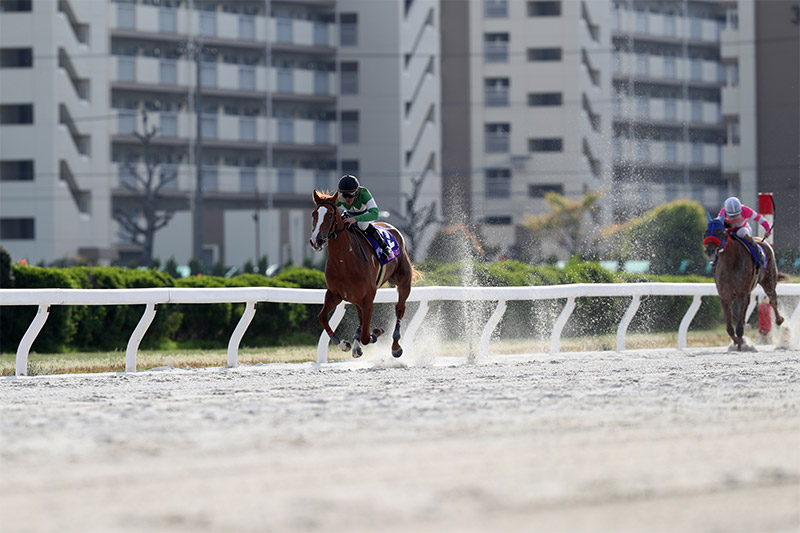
[355,220,372,231]
[732,223,752,238]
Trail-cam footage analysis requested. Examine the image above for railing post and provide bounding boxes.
[316,301,346,364]
[227,301,257,368]
[551,297,576,354]
[678,295,703,350]
[479,300,507,359]
[402,299,429,350]
[616,295,642,352]
[126,303,158,372]
[15,304,50,377]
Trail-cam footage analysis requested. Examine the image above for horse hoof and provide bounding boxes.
[392,348,403,358]
[372,328,384,337]
[776,317,784,326]
[340,341,351,352]
[353,346,363,358]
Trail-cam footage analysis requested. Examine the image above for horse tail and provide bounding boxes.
[410,264,424,285]
[777,271,791,282]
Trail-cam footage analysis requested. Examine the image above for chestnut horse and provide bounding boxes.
[703,214,784,349]
[309,190,416,358]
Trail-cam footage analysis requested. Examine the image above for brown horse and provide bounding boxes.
[703,214,784,349]
[310,190,417,358]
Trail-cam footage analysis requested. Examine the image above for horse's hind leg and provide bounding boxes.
[761,276,784,327]
[391,277,411,358]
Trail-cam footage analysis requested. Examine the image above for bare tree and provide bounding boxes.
[388,173,442,260]
[113,110,177,265]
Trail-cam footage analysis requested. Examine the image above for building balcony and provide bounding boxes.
[611,8,723,45]
[111,2,335,52]
[613,53,726,87]
[111,111,338,151]
[114,163,334,198]
[613,139,722,169]
[613,96,722,127]
[110,56,337,100]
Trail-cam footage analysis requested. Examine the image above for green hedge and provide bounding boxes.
[1,260,721,353]
[416,259,720,339]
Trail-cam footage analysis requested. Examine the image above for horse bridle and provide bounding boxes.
[703,218,728,257]
[315,201,347,244]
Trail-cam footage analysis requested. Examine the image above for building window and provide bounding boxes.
[664,56,676,78]
[239,15,255,40]
[160,113,178,137]
[0,160,34,181]
[199,11,217,37]
[484,33,509,63]
[278,168,294,193]
[0,104,33,124]
[341,160,359,174]
[484,0,508,18]
[0,1,32,12]
[314,170,330,191]
[159,7,177,33]
[527,47,561,61]
[485,123,510,153]
[728,121,740,145]
[340,13,357,46]
[529,184,563,198]
[0,48,32,68]
[341,110,359,144]
[665,142,677,163]
[727,63,739,87]
[240,167,256,193]
[529,138,563,152]
[528,92,562,106]
[636,10,648,32]
[484,216,513,225]
[485,78,509,107]
[0,217,34,240]
[527,1,561,17]
[665,98,677,121]
[340,62,359,94]
[116,2,135,28]
[485,168,511,199]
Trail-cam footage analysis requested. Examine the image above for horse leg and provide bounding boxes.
[391,279,411,358]
[352,305,364,358]
[734,294,748,349]
[761,273,785,328]
[319,291,351,352]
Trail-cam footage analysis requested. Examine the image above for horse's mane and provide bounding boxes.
[314,189,336,202]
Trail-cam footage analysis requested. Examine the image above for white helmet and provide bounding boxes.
[724,197,742,217]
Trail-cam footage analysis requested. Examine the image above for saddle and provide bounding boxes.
[359,226,400,265]
[729,234,765,270]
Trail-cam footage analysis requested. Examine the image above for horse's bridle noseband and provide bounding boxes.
[315,201,347,245]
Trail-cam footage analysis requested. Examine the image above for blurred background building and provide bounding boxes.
[0,0,797,267]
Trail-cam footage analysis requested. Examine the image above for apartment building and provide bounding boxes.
[0,0,441,266]
[442,0,613,255]
[0,0,114,264]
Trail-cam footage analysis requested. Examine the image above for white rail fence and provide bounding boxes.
[2,283,799,377]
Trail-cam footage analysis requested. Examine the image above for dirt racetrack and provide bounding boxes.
[1,346,799,533]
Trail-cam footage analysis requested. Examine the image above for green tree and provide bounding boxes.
[606,199,707,275]
[521,190,607,260]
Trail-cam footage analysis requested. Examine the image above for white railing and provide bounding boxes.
[2,283,799,377]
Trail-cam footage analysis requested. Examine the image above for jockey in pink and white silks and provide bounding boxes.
[718,196,771,267]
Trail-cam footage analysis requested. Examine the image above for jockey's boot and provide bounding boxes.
[366,224,392,261]
[742,234,766,268]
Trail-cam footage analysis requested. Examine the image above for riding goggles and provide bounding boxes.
[339,190,357,199]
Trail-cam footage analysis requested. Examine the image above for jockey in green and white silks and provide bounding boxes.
[336,174,392,261]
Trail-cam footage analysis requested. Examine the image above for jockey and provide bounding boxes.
[336,174,393,261]
[718,196,771,267]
